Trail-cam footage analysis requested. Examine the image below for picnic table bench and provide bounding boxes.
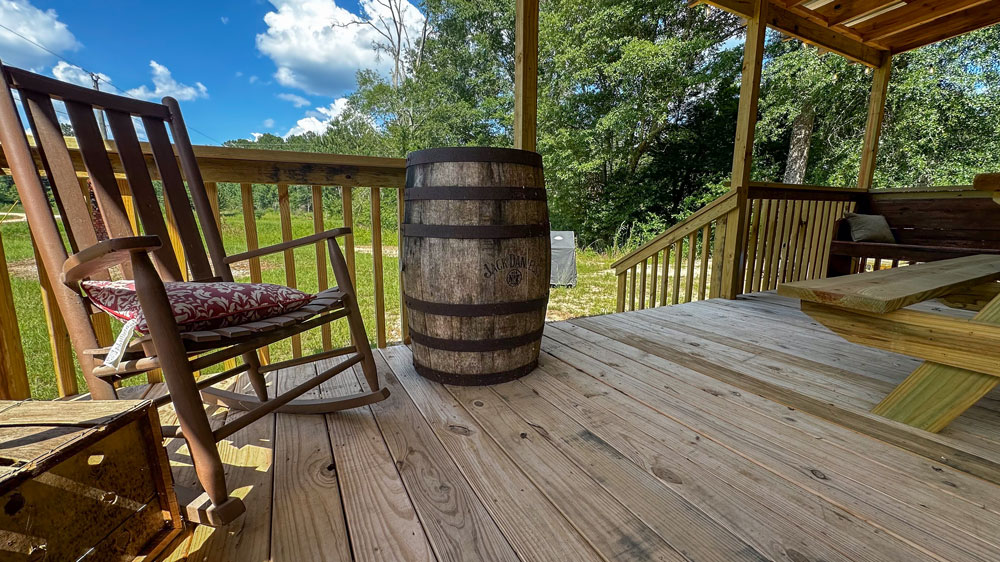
[778,254,1000,432]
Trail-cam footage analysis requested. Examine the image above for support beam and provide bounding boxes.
[857,52,892,190]
[723,0,767,299]
[513,0,539,152]
[704,0,884,67]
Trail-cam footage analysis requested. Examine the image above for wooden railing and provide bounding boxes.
[0,141,407,399]
[612,190,739,312]
[613,182,865,312]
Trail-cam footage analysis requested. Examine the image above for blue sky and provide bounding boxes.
[0,0,424,144]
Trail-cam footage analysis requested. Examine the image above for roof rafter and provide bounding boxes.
[703,0,885,66]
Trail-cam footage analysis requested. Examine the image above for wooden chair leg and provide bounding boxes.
[328,237,379,392]
[131,251,245,525]
[872,363,999,432]
[242,351,269,401]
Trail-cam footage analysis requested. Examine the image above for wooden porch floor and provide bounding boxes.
[142,293,1000,562]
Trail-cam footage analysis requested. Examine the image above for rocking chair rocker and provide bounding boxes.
[0,63,388,525]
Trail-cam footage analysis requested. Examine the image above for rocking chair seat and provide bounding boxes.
[88,286,348,378]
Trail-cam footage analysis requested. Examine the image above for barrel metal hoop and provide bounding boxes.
[409,327,544,352]
[404,186,547,201]
[413,360,538,386]
[407,147,542,167]
[404,295,548,317]
[401,224,549,239]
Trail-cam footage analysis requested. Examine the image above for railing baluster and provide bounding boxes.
[685,232,696,302]
[240,182,269,364]
[781,200,802,283]
[616,272,627,312]
[710,215,727,299]
[659,247,670,306]
[638,258,648,310]
[204,180,236,375]
[371,187,386,348]
[699,225,710,301]
[744,199,761,294]
[671,242,682,305]
[312,186,332,351]
[629,265,637,311]
[398,190,409,343]
[33,245,76,396]
[341,186,356,283]
[649,251,659,307]
[116,177,139,234]
[278,184,302,358]
[750,199,768,292]
[797,200,816,281]
[163,194,187,280]
[0,229,30,399]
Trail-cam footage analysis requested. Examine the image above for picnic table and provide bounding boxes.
[778,254,1000,432]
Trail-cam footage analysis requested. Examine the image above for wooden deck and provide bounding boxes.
[142,293,1000,562]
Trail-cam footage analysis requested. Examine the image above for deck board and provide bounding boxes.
[149,294,1000,561]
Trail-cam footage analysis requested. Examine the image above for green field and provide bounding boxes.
[0,210,617,399]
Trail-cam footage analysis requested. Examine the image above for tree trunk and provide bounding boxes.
[783,103,815,184]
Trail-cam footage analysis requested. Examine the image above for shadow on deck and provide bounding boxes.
[144,292,1000,561]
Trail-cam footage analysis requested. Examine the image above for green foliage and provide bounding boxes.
[219,2,1000,249]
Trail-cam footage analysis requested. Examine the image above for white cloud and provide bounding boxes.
[126,60,208,101]
[278,92,310,107]
[52,61,111,88]
[284,98,348,137]
[250,132,264,141]
[220,16,229,24]
[0,0,79,70]
[263,118,275,128]
[249,75,259,84]
[256,0,424,96]
[235,71,243,77]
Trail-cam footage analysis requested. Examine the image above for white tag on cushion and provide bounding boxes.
[103,317,138,369]
[81,280,314,334]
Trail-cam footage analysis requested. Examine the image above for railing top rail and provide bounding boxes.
[748,181,868,193]
[0,137,407,187]
[612,189,738,273]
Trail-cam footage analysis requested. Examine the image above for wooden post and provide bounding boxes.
[723,0,768,299]
[0,229,30,399]
[858,52,892,190]
[33,245,78,397]
[513,0,539,152]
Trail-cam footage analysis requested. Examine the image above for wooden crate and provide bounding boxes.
[0,400,182,561]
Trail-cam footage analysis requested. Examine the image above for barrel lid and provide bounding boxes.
[407,147,542,168]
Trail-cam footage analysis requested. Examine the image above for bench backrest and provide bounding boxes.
[854,191,1000,250]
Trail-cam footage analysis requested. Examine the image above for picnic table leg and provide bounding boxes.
[872,292,1000,432]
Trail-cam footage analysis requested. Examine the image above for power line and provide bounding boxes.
[0,22,224,145]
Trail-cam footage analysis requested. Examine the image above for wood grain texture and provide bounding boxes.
[779,254,1000,313]
[320,357,435,562]
[0,230,29,399]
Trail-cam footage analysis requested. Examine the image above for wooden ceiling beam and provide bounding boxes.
[854,0,991,42]
[818,0,900,27]
[704,0,884,66]
[885,2,1000,53]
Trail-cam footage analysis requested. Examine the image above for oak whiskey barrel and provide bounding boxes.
[402,147,550,385]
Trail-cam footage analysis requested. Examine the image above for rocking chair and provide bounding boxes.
[0,63,388,525]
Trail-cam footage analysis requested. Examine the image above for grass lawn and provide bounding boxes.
[1,210,618,399]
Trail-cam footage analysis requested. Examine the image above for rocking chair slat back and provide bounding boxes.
[18,90,101,256]
[104,110,182,281]
[140,116,215,281]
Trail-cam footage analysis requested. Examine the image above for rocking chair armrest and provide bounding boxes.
[223,227,353,264]
[62,235,163,288]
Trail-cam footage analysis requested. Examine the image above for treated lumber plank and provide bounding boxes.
[552,320,1000,560]
[277,184,302,358]
[533,335,946,562]
[318,357,434,562]
[871,292,1000,431]
[474,381,774,561]
[270,363,351,562]
[440,385,691,562]
[381,345,603,561]
[365,352,519,561]
[778,254,1000,313]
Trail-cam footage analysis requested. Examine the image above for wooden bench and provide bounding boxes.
[779,254,1000,432]
[828,180,1000,276]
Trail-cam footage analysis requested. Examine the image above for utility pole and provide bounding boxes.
[91,73,108,140]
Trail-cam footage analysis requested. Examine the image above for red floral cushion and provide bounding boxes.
[81,280,314,334]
